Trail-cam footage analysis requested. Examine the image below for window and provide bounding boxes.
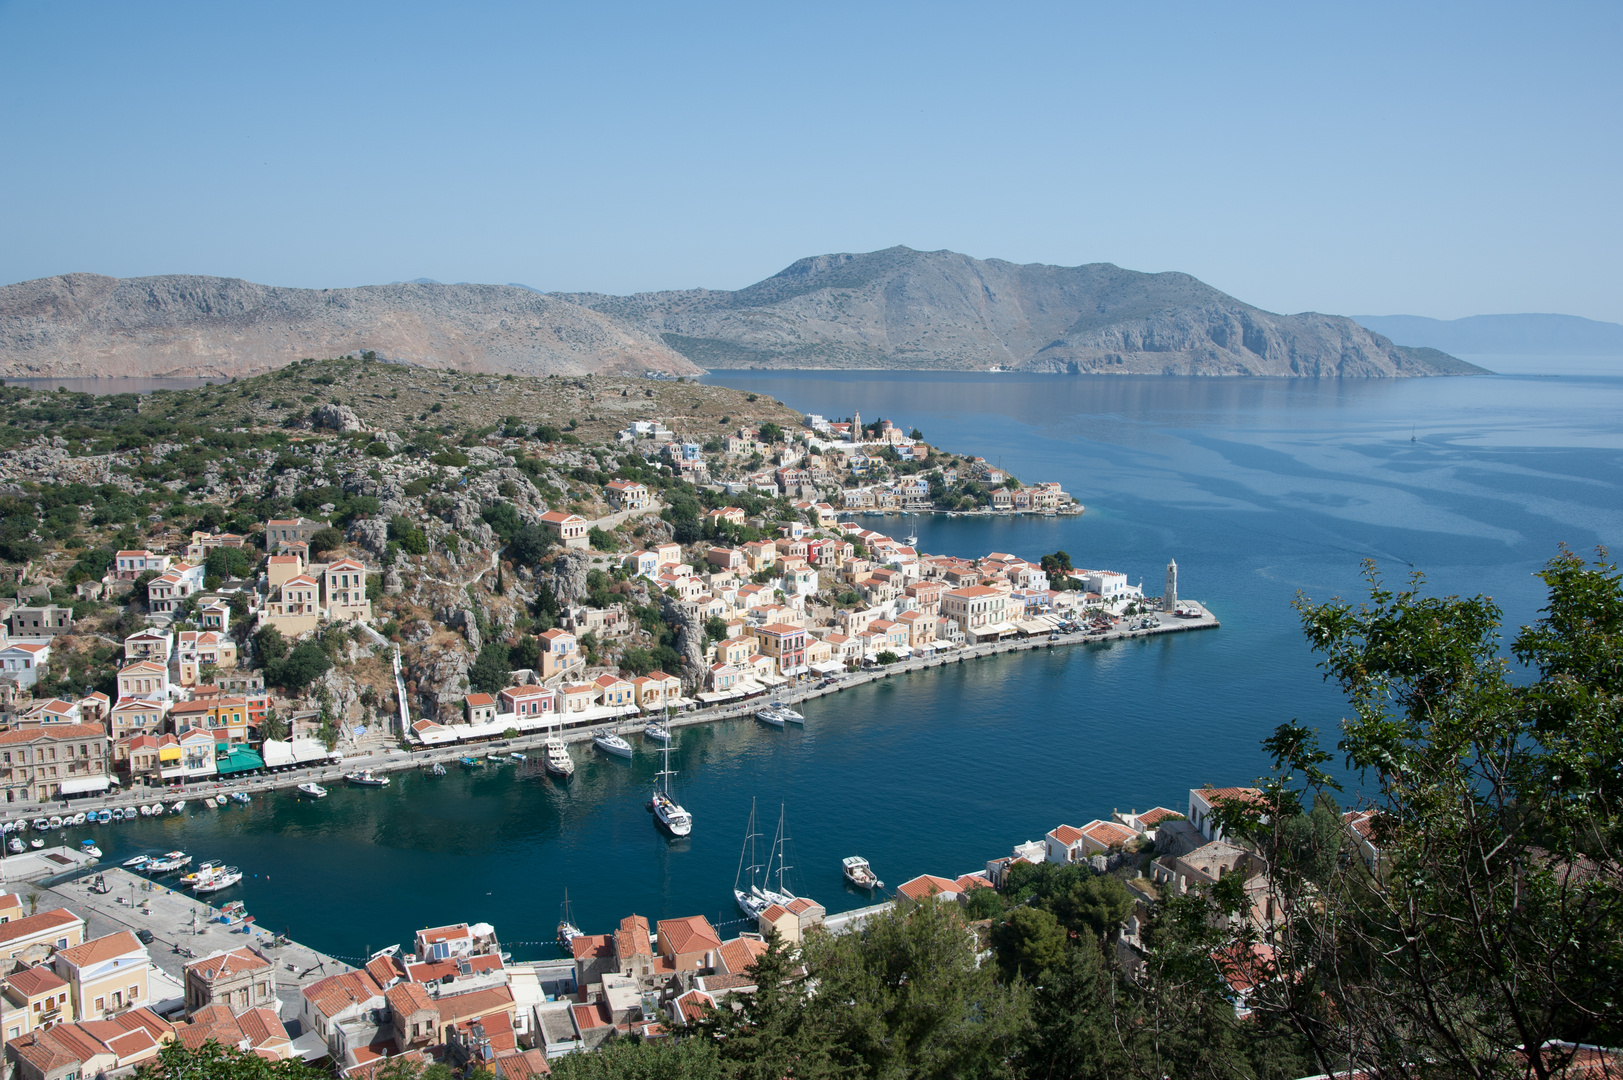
[129,984,139,999]
[95,996,105,1011]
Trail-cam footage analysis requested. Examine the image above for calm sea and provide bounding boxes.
[33,369,1623,965]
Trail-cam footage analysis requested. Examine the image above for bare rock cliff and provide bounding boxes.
[0,273,700,379]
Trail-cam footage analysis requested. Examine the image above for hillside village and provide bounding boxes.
[0,358,1128,799]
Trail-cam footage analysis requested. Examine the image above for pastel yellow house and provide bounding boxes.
[51,930,149,1021]
[322,558,371,622]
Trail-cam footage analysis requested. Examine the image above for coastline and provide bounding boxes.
[0,608,1217,820]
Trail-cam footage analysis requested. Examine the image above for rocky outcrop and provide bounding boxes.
[0,273,702,379]
[562,247,1483,377]
[551,550,593,604]
[662,594,705,685]
[311,403,365,433]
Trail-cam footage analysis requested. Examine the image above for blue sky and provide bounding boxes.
[1,1,1619,320]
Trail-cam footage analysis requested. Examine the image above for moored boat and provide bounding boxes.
[29,838,43,849]
[193,867,241,893]
[71,812,87,825]
[544,738,575,778]
[842,855,883,890]
[179,860,225,886]
[428,762,447,776]
[146,850,191,873]
[344,770,389,788]
[7,837,23,854]
[592,731,633,759]
[556,889,583,950]
[643,721,671,742]
[230,792,250,804]
[47,815,62,829]
[96,810,113,824]
[79,840,101,859]
[122,855,150,869]
[648,731,691,837]
[753,705,786,728]
[169,801,186,814]
[296,783,328,799]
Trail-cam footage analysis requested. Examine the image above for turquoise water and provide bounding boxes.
[61,372,1623,965]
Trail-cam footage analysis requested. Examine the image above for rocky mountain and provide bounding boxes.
[0,273,700,379]
[561,247,1482,377]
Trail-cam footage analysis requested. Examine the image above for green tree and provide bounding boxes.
[1018,932,1124,1080]
[467,642,512,695]
[704,615,729,644]
[1047,874,1134,941]
[308,526,346,558]
[204,545,253,580]
[757,421,784,444]
[1220,551,1623,1077]
[481,502,521,541]
[991,905,1068,983]
[135,1037,330,1080]
[546,1036,724,1079]
[588,526,619,552]
[698,932,842,1079]
[806,897,1031,1080]
[508,524,551,567]
[509,633,540,672]
[268,640,330,694]
[253,625,288,664]
[259,709,288,743]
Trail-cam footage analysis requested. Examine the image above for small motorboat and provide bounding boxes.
[7,837,23,854]
[29,838,44,850]
[96,810,113,824]
[79,841,101,859]
[47,815,63,829]
[428,762,447,776]
[592,731,633,759]
[169,801,187,814]
[122,855,150,869]
[146,851,191,873]
[459,756,485,769]
[842,855,883,890]
[230,792,250,804]
[509,752,526,761]
[180,860,225,885]
[32,817,48,830]
[111,808,125,821]
[71,812,87,826]
[137,805,151,817]
[193,867,241,894]
[296,783,328,799]
[344,770,389,788]
[644,722,671,742]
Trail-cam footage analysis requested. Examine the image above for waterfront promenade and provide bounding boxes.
[0,606,1216,819]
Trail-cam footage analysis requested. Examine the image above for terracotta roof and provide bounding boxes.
[436,984,514,1024]
[572,933,612,962]
[760,904,790,922]
[301,970,384,1020]
[0,907,83,947]
[186,946,272,982]
[714,936,769,976]
[658,915,721,955]
[493,1047,551,1078]
[4,963,67,997]
[1136,807,1180,827]
[897,875,962,901]
[673,989,716,1025]
[385,980,435,1016]
[571,1002,610,1031]
[0,723,105,746]
[365,953,403,987]
[954,873,993,891]
[1081,820,1139,848]
[1196,785,1265,804]
[1212,942,1277,995]
[786,897,820,915]
[615,914,652,958]
[1047,824,1086,846]
[464,693,496,707]
[404,953,504,983]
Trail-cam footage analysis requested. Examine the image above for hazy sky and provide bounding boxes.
[2,1,1619,320]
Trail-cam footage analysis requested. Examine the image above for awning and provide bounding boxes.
[215,747,265,775]
[809,661,845,675]
[58,776,111,795]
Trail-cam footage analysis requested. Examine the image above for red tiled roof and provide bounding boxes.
[1136,806,1180,827]
[714,936,769,976]
[436,985,514,1024]
[658,915,721,955]
[897,875,961,901]
[186,946,271,982]
[301,970,384,1020]
[0,724,105,745]
[365,953,403,987]
[1047,824,1086,846]
[385,980,436,1017]
[0,907,82,947]
[572,933,612,962]
[955,874,993,891]
[673,989,715,1025]
[571,1002,609,1031]
[4,964,67,997]
[1081,820,1138,848]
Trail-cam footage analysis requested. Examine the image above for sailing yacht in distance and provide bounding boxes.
[648,731,692,837]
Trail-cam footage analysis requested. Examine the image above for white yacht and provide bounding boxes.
[648,731,691,837]
[753,705,786,728]
[544,737,575,778]
[775,704,805,725]
[592,730,633,759]
[344,770,389,788]
[179,860,225,886]
[193,867,241,894]
[146,851,192,873]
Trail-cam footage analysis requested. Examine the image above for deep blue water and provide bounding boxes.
[48,371,1623,965]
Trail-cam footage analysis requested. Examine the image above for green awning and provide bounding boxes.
[215,747,265,775]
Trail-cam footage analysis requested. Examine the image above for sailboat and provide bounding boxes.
[544,718,575,778]
[733,800,795,919]
[647,731,692,837]
[556,889,583,950]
